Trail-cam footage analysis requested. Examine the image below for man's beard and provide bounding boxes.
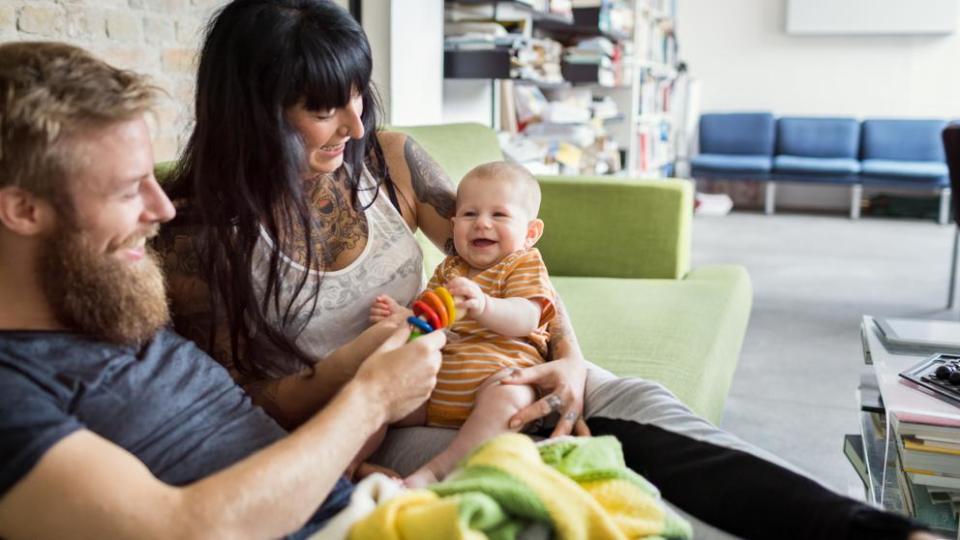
[39,225,170,346]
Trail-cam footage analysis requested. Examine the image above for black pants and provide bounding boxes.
[586,417,922,540]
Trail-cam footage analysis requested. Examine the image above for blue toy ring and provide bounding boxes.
[407,316,434,335]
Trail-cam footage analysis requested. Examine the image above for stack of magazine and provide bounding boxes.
[891,412,960,534]
[867,317,960,535]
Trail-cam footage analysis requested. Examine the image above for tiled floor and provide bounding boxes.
[691,210,957,497]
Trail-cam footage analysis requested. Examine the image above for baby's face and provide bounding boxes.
[452,175,535,271]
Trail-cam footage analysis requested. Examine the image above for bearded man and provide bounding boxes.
[0,42,444,539]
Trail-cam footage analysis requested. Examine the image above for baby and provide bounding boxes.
[370,161,556,488]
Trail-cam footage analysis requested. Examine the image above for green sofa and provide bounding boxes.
[394,123,752,423]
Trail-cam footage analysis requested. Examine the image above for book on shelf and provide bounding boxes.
[896,464,959,535]
[892,411,960,442]
[906,468,960,491]
[905,437,960,456]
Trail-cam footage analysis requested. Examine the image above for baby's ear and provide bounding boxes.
[525,218,544,248]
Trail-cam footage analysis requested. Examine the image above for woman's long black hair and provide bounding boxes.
[171,0,387,378]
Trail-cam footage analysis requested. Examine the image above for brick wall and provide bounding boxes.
[0,0,228,162]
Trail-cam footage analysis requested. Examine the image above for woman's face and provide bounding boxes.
[286,91,365,176]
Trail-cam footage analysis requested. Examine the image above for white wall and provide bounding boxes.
[362,0,443,127]
[678,0,960,209]
[443,80,497,126]
[389,0,443,126]
[362,0,393,122]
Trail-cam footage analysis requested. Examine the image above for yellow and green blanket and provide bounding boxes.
[346,433,692,540]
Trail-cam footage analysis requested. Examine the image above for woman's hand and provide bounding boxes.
[500,355,591,438]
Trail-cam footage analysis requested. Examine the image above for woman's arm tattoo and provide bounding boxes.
[403,137,456,220]
[548,295,581,361]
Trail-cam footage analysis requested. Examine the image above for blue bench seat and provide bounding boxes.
[773,155,861,178]
[691,154,772,176]
[860,159,948,185]
[689,113,952,223]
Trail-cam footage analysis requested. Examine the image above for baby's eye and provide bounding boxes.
[462,210,477,217]
[493,212,508,218]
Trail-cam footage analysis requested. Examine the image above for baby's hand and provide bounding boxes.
[369,295,410,324]
[447,277,487,319]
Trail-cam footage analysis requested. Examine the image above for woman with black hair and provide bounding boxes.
[159,0,931,538]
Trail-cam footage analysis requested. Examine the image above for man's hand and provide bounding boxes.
[369,294,412,324]
[447,277,487,319]
[353,325,445,424]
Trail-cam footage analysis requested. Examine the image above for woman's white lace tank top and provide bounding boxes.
[249,167,423,373]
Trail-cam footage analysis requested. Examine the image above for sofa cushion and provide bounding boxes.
[773,155,861,176]
[861,159,949,181]
[698,112,776,156]
[775,117,860,158]
[861,119,947,162]
[691,154,773,174]
[553,265,752,424]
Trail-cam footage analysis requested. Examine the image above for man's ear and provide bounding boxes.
[525,218,544,248]
[0,186,56,236]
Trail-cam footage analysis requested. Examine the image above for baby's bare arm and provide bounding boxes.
[447,276,541,336]
[476,296,542,337]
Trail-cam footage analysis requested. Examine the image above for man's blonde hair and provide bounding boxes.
[0,42,158,202]
[460,161,542,217]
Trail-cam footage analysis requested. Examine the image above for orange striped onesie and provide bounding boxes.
[425,247,556,427]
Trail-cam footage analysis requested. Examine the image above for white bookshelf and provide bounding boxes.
[442,0,683,177]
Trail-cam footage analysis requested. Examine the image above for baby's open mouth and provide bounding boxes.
[471,239,496,248]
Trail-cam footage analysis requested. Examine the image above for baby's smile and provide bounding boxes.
[471,238,497,248]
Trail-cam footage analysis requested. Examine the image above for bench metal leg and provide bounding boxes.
[950,227,959,309]
[850,184,862,219]
[940,187,952,226]
[764,182,776,215]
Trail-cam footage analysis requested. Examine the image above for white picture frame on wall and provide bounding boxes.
[786,0,958,35]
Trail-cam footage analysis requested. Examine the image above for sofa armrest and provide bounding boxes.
[536,176,693,279]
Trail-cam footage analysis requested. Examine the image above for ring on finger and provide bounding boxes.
[545,394,563,413]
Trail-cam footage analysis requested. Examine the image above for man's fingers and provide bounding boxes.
[574,418,591,437]
[411,328,447,352]
[373,325,412,353]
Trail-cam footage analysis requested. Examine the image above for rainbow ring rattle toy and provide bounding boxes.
[407,287,457,339]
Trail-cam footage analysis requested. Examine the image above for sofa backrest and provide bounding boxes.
[776,117,859,158]
[698,112,776,156]
[388,123,504,187]
[861,119,947,162]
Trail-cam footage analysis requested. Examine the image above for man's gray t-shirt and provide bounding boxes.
[0,328,352,535]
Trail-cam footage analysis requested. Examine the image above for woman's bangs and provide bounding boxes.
[297,33,370,112]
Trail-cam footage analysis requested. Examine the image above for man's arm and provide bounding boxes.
[0,328,444,540]
[248,320,402,429]
[156,226,402,430]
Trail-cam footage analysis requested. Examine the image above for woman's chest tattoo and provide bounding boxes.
[287,177,369,269]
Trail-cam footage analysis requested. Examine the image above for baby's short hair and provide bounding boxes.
[461,161,541,217]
